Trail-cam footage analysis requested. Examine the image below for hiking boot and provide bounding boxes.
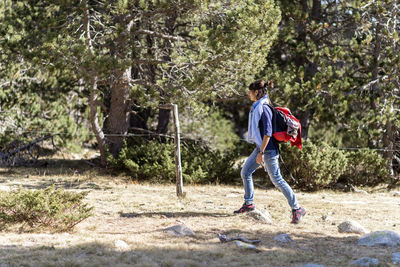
[291,207,306,224]
[234,202,255,214]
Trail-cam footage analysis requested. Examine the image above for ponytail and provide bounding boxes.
[249,80,273,101]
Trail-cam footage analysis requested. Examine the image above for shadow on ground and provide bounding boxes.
[0,158,113,190]
[0,230,396,267]
[4,158,103,175]
[120,211,233,219]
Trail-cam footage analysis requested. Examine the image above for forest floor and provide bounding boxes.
[0,154,399,267]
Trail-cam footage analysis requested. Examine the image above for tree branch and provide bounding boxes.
[134,29,186,42]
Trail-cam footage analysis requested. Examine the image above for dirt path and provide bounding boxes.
[0,167,399,266]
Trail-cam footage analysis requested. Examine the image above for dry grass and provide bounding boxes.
[0,159,399,267]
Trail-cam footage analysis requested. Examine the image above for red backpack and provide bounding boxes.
[266,104,302,150]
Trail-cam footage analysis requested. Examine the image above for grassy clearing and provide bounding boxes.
[0,158,399,267]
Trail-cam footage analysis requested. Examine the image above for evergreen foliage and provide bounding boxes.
[0,1,92,147]
[341,149,389,186]
[281,142,348,190]
[280,141,390,190]
[0,0,399,187]
[108,137,239,184]
[0,0,282,162]
[179,105,238,153]
[264,0,399,178]
[0,186,93,232]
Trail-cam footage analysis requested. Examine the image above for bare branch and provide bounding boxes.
[134,29,186,42]
[133,59,174,65]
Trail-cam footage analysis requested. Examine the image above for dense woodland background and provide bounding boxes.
[0,0,399,190]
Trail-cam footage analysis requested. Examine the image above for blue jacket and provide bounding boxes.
[258,104,279,151]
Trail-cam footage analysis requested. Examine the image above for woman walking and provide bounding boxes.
[234,80,306,224]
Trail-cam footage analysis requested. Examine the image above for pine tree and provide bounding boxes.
[1,0,281,164]
[264,0,399,178]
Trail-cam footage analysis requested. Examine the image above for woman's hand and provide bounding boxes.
[256,152,263,164]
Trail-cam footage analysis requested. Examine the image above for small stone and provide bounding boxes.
[353,188,368,194]
[350,257,379,266]
[338,221,368,234]
[247,208,272,224]
[358,230,400,247]
[392,252,400,264]
[114,240,130,251]
[393,192,400,197]
[274,233,293,243]
[322,215,329,221]
[163,225,195,237]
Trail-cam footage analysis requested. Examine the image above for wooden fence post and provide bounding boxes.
[172,104,184,197]
[159,103,184,198]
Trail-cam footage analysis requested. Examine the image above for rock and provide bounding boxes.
[358,230,400,247]
[335,183,347,190]
[350,257,379,266]
[393,191,400,197]
[338,221,368,234]
[274,234,293,243]
[234,240,258,251]
[114,240,130,251]
[163,225,195,237]
[353,188,368,194]
[321,215,330,221]
[393,252,400,264]
[247,208,272,224]
[294,264,325,267]
[217,233,260,244]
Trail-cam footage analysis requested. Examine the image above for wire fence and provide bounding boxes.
[1,128,399,152]
[0,123,400,166]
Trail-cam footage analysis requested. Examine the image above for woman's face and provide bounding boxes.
[248,90,257,102]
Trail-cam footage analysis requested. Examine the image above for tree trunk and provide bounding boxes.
[129,19,151,134]
[89,76,107,166]
[383,117,395,178]
[130,108,151,130]
[104,16,135,158]
[293,0,320,139]
[83,0,106,165]
[106,68,131,157]
[311,0,321,22]
[155,12,177,140]
[157,108,171,134]
[298,109,312,139]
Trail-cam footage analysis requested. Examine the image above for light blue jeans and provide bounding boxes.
[240,147,299,210]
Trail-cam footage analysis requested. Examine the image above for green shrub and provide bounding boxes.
[281,141,390,189]
[108,137,239,184]
[108,138,176,183]
[0,186,93,232]
[280,141,348,190]
[181,141,239,184]
[180,104,239,153]
[340,149,389,186]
